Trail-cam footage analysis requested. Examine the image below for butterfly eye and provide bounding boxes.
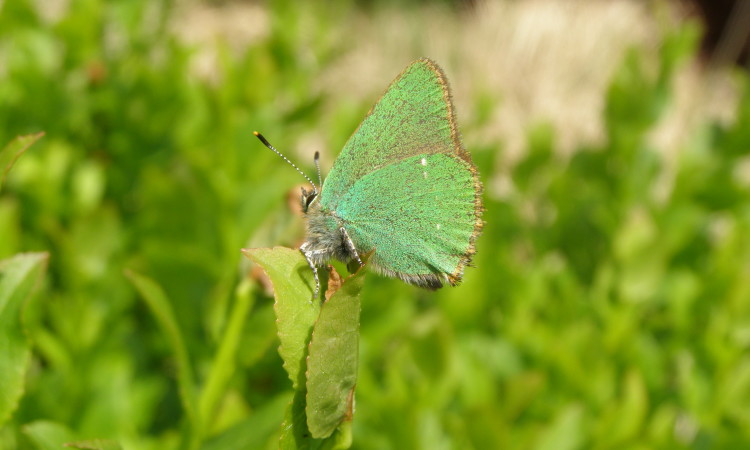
[300,187,318,213]
[304,191,317,211]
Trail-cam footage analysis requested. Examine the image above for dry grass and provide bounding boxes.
[173,0,739,192]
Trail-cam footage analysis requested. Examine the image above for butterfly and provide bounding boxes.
[256,58,483,298]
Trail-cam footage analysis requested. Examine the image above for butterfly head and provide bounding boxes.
[300,150,323,213]
[253,132,324,214]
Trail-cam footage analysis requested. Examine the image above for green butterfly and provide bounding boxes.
[257,58,483,297]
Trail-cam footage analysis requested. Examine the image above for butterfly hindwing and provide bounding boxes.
[336,152,478,286]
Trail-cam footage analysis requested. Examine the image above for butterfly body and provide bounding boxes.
[297,58,483,295]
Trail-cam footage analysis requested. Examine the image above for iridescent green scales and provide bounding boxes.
[300,58,483,293]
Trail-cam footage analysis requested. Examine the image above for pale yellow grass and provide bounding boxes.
[174,1,739,196]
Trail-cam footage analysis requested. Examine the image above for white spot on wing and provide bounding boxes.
[420,158,427,166]
[436,223,441,230]
[423,171,428,179]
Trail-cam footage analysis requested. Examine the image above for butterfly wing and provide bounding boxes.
[337,152,479,286]
[320,58,483,286]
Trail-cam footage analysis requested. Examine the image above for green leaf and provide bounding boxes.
[63,439,123,450]
[201,392,291,450]
[24,423,123,449]
[0,252,48,426]
[306,266,364,439]
[533,404,584,450]
[0,132,44,192]
[279,389,320,450]
[125,270,199,441]
[242,247,321,389]
[279,390,351,450]
[199,278,256,431]
[22,421,75,450]
[245,247,365,447]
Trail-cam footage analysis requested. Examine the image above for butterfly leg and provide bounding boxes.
[299,243,320,301]
[340,226,363,267]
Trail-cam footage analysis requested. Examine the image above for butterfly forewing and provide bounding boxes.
[320,59,461,208]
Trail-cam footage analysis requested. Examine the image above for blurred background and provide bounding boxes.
[2,0,750,448]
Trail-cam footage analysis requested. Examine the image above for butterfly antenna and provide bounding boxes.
[314,151,323,188]
[254,131,318,193]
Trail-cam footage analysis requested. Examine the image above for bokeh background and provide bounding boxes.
[2,0,750,448]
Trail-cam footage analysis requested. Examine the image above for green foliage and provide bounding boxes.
[3,0,750,448]
[245,248,322,391]
[0,133,44,192]
[305,265,363,440]
[125,270,199,447]
[0,253,48,427]
[246,247,363,446]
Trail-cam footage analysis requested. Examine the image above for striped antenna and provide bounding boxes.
[253,131,318,194]
[313,151,323,189]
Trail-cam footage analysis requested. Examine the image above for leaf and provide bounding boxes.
[125,270,199,439]
[242,247,321,389]
[201,392,291,450]
[0,252,48,426]
[305,266,364,439]
[29,423,122,450]
[64,439,124,450]
[198,278,256,431]
[0,132,44,192]
[533,404,584,450]
[279,389,321,450]
[278,390,351,450]
[245,247,365,448]
[22,421,75,450]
